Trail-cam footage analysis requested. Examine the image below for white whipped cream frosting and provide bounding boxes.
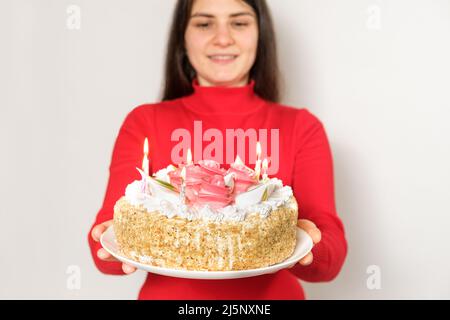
[124,167,294,223]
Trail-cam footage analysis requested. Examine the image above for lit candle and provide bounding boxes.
[142,137,149,176]
[262,158,269,181]
[186,148,193,165]
[255,142,262,181]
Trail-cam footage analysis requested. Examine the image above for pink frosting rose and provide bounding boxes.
[166,160,259,209]
[168,164,205,202]
[168,161,233,209]
[198,159,227,176]
[195,174,233,209]
[227,161,257,196]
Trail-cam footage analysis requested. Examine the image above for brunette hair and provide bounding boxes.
[161,0,281,103]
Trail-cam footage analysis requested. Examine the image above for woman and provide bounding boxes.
[89,0,347,299]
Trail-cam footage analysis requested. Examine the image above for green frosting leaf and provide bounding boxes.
[150,176,178,192]
[261,187,269,202]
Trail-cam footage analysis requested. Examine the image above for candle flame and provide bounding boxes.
[256,141,262,160]
[187,148,193,165]
[144,138,149,155]
[142,137,149,176]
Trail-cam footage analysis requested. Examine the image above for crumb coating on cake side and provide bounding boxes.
[113,196,298,271]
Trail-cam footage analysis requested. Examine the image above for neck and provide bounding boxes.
[181,77,266,115]
[196,75,250,88]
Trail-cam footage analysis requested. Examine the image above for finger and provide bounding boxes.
[97,248,117,262]
[297,219,317,230]
[298,252,313,266]
[122,263,137,274]
[308,227,322,245]
[91,225,104,242]
[102,220,113,228]
[91,220,113,242]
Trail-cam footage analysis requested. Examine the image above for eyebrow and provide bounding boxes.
[190,12,255,19]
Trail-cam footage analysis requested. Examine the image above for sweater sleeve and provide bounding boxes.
[287,109,348,282]
[87,105,150,275]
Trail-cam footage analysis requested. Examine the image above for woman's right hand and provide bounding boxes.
[91,220,137,274]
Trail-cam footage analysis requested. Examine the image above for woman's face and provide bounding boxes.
[184,0,259,87]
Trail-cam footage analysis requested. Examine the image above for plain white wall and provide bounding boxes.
[1,0,449,299]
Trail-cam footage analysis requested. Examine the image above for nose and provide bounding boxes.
[213,24,235,47]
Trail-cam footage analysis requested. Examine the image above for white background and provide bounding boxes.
[1,0,449,299]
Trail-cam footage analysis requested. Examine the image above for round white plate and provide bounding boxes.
[100,225,313,280]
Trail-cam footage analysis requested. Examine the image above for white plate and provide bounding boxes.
[100,225,313,280]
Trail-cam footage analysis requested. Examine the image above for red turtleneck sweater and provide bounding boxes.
[88,79,347,300]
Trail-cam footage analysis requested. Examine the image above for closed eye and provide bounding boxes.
[196,23,210,29]
[233,22,249,27]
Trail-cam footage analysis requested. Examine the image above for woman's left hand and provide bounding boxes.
[295,219,322,266]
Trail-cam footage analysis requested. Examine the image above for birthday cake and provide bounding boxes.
[113,157,298,271]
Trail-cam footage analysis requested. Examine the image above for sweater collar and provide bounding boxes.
[181,78,266,115]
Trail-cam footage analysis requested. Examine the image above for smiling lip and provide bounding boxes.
[208,55,238,65]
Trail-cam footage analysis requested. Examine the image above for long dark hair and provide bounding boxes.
[161,0,281,103]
